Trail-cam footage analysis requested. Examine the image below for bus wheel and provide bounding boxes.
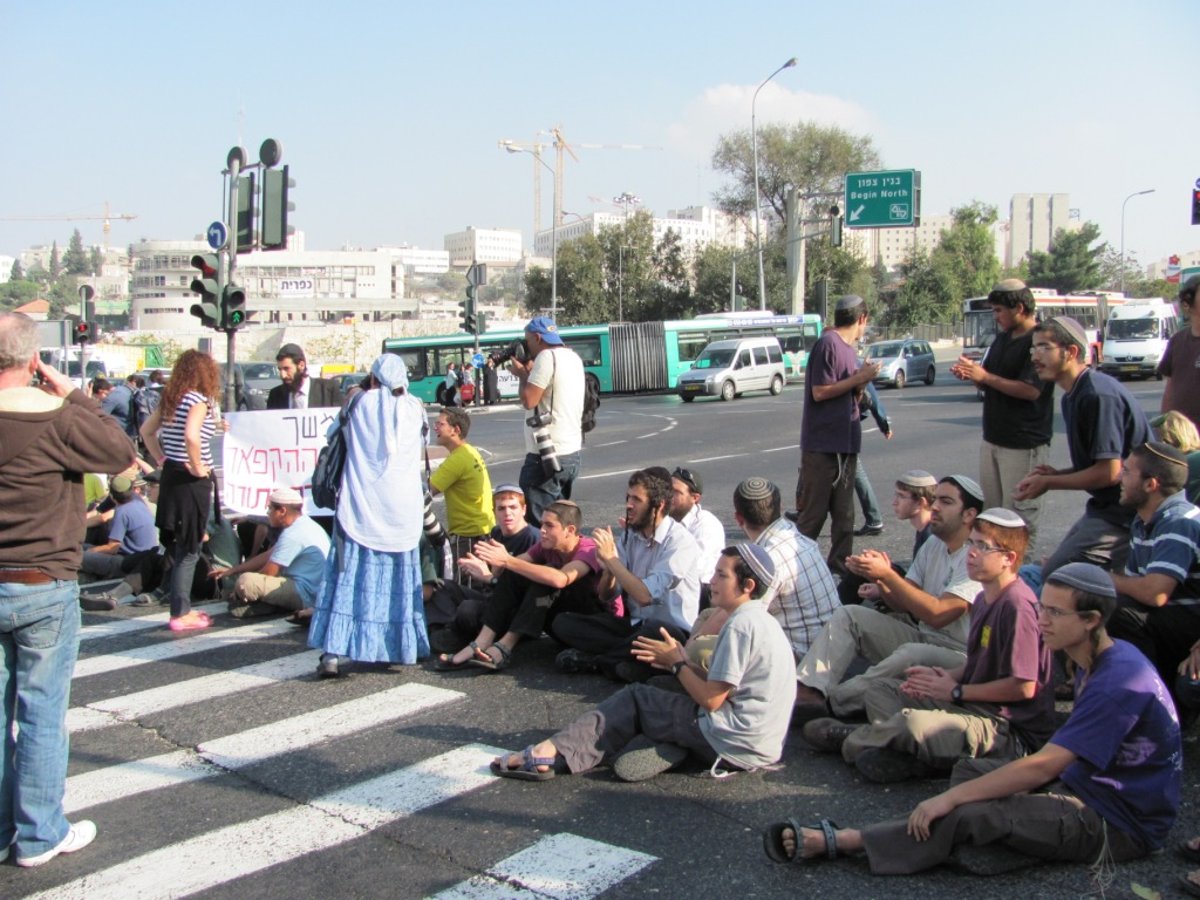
[769,375,784,395]
[720,380,736,402]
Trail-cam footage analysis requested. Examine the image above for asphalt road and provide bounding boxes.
[9,359,1196,900]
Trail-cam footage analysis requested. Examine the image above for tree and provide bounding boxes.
[0,278,39,312]
[933,202,1001,300]
[89,246,103,274]
[10,259,23,281]
[64,228,89,275]
[1026,222,1104,293]
[48,241,61,280]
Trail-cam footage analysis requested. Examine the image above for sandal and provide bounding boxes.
[168,611,212,633]
[467,642,512,672]
[762,817,839,864]
[489,745,557,781]
[1181,871,1200,899]
[433,641,482,671]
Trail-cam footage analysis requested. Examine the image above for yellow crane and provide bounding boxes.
[0,201,137,253]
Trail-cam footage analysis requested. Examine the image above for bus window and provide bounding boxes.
[563,337,602,367]
[676,332,709,363]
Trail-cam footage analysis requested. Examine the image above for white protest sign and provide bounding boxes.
[222,407,341,516]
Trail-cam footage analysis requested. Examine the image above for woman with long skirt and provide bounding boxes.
[308,353,430,676]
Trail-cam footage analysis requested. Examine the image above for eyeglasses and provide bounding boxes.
[965,539,1006,555]
[672,467,699,493]
[1034,601,1089,619]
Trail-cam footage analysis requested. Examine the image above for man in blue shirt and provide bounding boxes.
[212,487,330,618]
[1014,316,1151,578]
[80,474,159,588]
[1109,441,1200,696]
[763,562,1181,875]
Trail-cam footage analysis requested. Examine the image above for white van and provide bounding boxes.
[1099,298,1180,379]
[676,336,787,402]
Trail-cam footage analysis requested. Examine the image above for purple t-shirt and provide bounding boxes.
[1052,640,1182,851]
[526,536,608,611]
[800,330,862,454]
[960,579,1055,748]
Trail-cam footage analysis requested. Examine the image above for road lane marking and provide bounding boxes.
[64,683,465,813]
[432,833,657,899]
[79,603,224,644]
[577,467,639,482]
[69,651,320,731]
[33,744,506,900]
[73,618,297,679]
[687,453,747,463]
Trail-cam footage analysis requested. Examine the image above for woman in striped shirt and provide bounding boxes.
[140,350,219,632]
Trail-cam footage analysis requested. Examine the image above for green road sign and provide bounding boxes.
[844,169,921,228]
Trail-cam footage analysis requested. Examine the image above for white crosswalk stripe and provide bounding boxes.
[78,603,224,644]
[73,617,296,679]
[431,833,658,899]
[32,745,506,900]
[64,682,466,813]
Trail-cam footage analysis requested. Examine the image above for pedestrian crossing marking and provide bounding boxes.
[65,683,465,813]
[431,832,658,899]
[79,603,224,644]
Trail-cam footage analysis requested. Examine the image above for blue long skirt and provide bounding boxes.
[308,525,430,664]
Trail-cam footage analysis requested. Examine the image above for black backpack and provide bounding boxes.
[581,376,600,434]
[310,391,363,510]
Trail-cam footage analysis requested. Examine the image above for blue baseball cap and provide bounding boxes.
[525,316,564,345]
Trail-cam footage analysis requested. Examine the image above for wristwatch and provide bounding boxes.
[671,660,688,676]
[951,683,964,703]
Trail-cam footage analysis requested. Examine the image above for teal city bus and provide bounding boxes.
[380,313,823,404]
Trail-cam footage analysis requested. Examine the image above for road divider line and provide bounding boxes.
[33,744,506,900]
[577,467,639,482]
[70,651,320,730]
[64,683,465,814]
[432,832,657,899]
[687,453,747,463]
[74,618,297,679]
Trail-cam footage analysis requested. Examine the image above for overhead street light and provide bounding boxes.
[752,56,797,311]
[502,141,561,317]
[1120,188,1155,296]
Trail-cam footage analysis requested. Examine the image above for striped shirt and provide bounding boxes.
[754,517,840,658]
[1126,491,1200,605]
[160,390,215,467]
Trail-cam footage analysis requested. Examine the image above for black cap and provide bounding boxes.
[276,343,306,362]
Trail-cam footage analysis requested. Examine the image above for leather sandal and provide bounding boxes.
[762,817,840,864]
[467,642,512,672]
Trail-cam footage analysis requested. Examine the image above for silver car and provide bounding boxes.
[863,338,936,389]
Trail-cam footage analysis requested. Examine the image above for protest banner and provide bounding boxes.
[222,407,340,516]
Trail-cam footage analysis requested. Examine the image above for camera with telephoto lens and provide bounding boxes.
[526,409,561,476]
[422,490,446,545]
[490,338,529,367]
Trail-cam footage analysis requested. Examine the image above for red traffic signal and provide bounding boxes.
[73,321,94,344]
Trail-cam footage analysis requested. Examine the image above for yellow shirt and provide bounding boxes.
[429,443,495,536]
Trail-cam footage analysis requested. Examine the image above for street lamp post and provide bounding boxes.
[1120,188,1155,295]
[617,244,635,322]
[502,141,560,317]
[613,192,641,222]
[752,57,797,311]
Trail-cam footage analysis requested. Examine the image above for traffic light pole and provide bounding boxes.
[223,153,242,413]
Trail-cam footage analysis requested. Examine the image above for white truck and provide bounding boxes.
[1099,298,1180,380]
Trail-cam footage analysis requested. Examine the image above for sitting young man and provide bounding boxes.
[1108,441,1200,695]
[805,509,1055,784]
[79,474,160,608]
[433,500,604,672]
[762,562,1181,876]
[425,483,540,653]
[491,543,796,782]
[550,466,700,682]
[794,475,983,721]
[210,487,330,618]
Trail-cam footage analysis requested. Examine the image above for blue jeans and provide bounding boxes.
[0,580,81,857]
[854,458,883,527]
[519,450,581,526]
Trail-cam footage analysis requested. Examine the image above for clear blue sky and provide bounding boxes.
[3,0,1197,271]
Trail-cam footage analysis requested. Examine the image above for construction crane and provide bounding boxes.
[0,201,137,253]
[545,126,661,228]
[496,139,548,236]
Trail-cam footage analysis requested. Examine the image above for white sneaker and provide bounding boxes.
[16,820,97,867]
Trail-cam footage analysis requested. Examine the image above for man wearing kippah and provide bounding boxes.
[951,280,1055,550]
[762,561,1181,875]
[1015,316,1150,578]
[805,509,1055,783]
[211,487,330,618]
[1108,441,1200,696]
[793,295,882,575]
[491,543,796,782]
[795,475,983,720]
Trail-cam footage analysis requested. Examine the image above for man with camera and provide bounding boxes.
[508,316,585,526]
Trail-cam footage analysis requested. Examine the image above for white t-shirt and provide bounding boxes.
[523,346,584,456]
[903,534,980,651]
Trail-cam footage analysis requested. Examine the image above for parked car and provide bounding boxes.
[234,362,282,410]
[676,336,787,401]
[334,372,369,396]
[863,338,936,389]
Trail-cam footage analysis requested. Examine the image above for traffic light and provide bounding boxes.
[189,253,221,329]
[222,283,247,331]
[1192,188,1200,227]
[236,172,256,253]
[261,165,295,250]
[460,286,477,334]
[830,204,844,248]
[72,320,94,344]
[475,310,487,335]
[813,279,829,322]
